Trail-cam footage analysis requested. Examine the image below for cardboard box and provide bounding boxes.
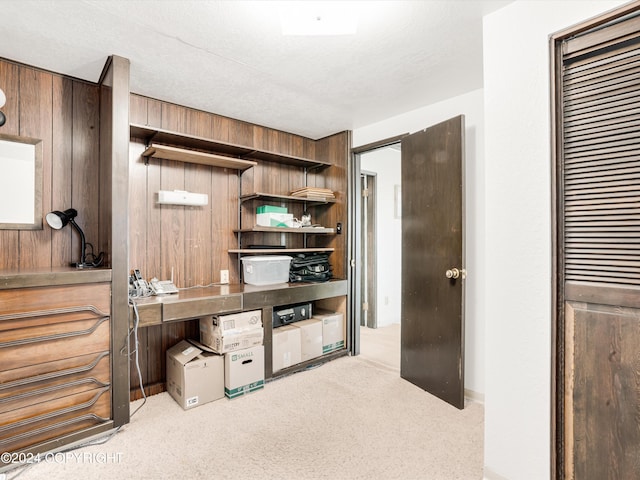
[210,310,262,332]
[199,310,263,354]
[256,212,294,227]
[166,339,224,410]
[292,318,323,362]
[314,311,345,354]
[256,205,288,214]
[225,345,265,399]
[272,325,302,372]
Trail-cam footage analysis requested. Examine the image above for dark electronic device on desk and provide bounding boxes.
[273,302,312,328]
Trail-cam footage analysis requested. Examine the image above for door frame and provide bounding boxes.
[361,170,377,328]
[550,3,640,479]
[350,134,407,356]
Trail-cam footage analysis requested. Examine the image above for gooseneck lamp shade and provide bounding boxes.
[46,208,77,230]
[46,208,104,268]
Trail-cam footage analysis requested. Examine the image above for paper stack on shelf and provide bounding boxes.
[289,187,335,200]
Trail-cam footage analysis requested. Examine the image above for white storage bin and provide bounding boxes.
[241,255,292,285]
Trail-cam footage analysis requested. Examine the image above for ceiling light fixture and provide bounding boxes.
[280,2,358,36]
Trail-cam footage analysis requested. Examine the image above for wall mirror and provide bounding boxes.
[0,133,43,230]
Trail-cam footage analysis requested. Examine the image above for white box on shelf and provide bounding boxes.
[210,310,262,332]
[272,325,302,372]
[225,345,265,399]
[314,311,345,354]
[292,318,323,362]
[241,255,292,285]
[256,212,294,227]
[199,310,263,354]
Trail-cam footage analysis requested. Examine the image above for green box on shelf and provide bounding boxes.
[257,205,288,214]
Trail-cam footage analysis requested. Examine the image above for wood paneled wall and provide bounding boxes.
[128,94,349,399]
[0,57,350,406]
[128,94,348,285]
[0,59,102,270]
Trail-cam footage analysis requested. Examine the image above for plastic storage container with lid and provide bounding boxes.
[241,255,292,285]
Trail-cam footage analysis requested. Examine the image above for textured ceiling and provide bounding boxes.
[0,0,511,139]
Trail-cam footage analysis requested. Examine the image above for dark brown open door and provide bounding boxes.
[400,115,465,409]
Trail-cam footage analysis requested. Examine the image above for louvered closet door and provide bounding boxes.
[558,11,640,480]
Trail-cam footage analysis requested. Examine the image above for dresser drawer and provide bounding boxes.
[0,386,111,456]
[0,352,110,414]
[1,316,110,371]
[0,280,113,457]
[0,283,110,316]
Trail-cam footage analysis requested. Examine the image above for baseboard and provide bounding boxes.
[465,388,484,404]
[484,466,510,480]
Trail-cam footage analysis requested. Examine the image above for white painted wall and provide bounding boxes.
[361,147,402,327]
[353,88,485,396]
[482,1,626,479]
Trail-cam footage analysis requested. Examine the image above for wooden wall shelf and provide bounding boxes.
[142,144,256,170]
[234,226,336,234]
[130,124,331,169]
[229,248,335,254]
[240,192,336,205]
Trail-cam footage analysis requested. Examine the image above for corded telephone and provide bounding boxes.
[149,278,179,295]
[129,269,178,297]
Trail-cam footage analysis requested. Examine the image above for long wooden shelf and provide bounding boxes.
[142,144,257,170]
[270,349,349,380]
[240,192,336,205]
[131,124,331,169]
[229,248,335,254]
[234,226,335,234]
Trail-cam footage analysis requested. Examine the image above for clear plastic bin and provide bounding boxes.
[241,255,292,285]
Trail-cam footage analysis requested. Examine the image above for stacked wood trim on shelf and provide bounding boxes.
[0,283,112,461]
[128,94,349,400]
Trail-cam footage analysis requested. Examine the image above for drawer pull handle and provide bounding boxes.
[0,377,110,404]
[0,412,111,448]
[0,316,108,349]
[0,305,109,323]
[0,352,110,391]
[0,386,110,434]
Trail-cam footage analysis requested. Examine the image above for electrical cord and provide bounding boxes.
[128,297,147,417]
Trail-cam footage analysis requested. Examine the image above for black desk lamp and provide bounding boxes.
[46,208,104,268]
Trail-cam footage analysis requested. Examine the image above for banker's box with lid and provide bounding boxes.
[241,255,292,285]
[225,345,265,399]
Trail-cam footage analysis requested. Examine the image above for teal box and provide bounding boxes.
[257,205,287,214]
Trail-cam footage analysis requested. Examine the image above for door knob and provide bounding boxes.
[445,268,466,279]
[446,268,460,279]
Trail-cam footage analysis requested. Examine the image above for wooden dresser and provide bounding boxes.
[0,269,113,464]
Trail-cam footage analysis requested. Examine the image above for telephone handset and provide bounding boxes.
[130,269,150,297]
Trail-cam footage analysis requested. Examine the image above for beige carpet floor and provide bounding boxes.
[9,342,483,480]
[359,323,401,371]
